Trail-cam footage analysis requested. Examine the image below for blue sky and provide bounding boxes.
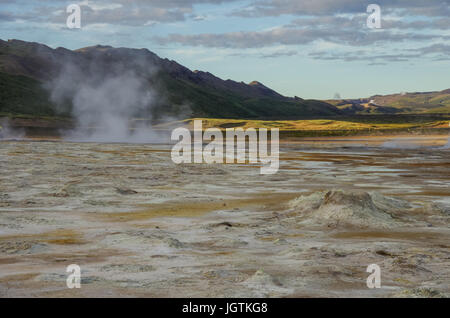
[1,0,449,99]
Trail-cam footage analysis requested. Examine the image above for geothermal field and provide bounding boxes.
[0,135,448,297]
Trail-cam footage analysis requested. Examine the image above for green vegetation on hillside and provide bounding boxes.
[0,69,342,120]
[372,92,450,113]
[0,39,343,120]
[0,39,448,122]
[0,72,66,117]
[154,72,342,119]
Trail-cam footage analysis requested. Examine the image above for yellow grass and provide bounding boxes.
[155,118,449,132]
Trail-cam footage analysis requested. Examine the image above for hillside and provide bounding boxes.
[327,90,450,115]
[370,90,450,113]
[0,39,341,120]
[0,72,58,117]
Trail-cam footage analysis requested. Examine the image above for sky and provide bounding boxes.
[0,0,449,99]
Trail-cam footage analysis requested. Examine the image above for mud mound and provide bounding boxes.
[288,190,408,229]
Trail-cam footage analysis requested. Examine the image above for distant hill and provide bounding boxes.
[326,98,401,115]
[0,39,341,120]
[370,90,450,113]
[327,90,450,115]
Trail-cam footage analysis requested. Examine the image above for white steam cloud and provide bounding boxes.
[48,51,169,143]
[0,119,25,140]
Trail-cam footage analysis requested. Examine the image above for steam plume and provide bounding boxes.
[48,49,168,143]
[0,119,24,140]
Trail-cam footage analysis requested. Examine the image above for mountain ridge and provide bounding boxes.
[0,38,342,119]
[1,39,448,120]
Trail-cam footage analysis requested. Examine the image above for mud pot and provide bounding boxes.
[0,135,449,297]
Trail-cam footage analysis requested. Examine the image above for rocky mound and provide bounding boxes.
[287,190,410,229]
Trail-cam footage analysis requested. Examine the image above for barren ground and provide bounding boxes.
[0,135,449,297]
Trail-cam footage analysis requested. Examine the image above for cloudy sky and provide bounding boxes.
[1,0,449,99]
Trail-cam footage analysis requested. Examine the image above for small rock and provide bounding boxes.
[164,237,184,248]
[115,187,138,195]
